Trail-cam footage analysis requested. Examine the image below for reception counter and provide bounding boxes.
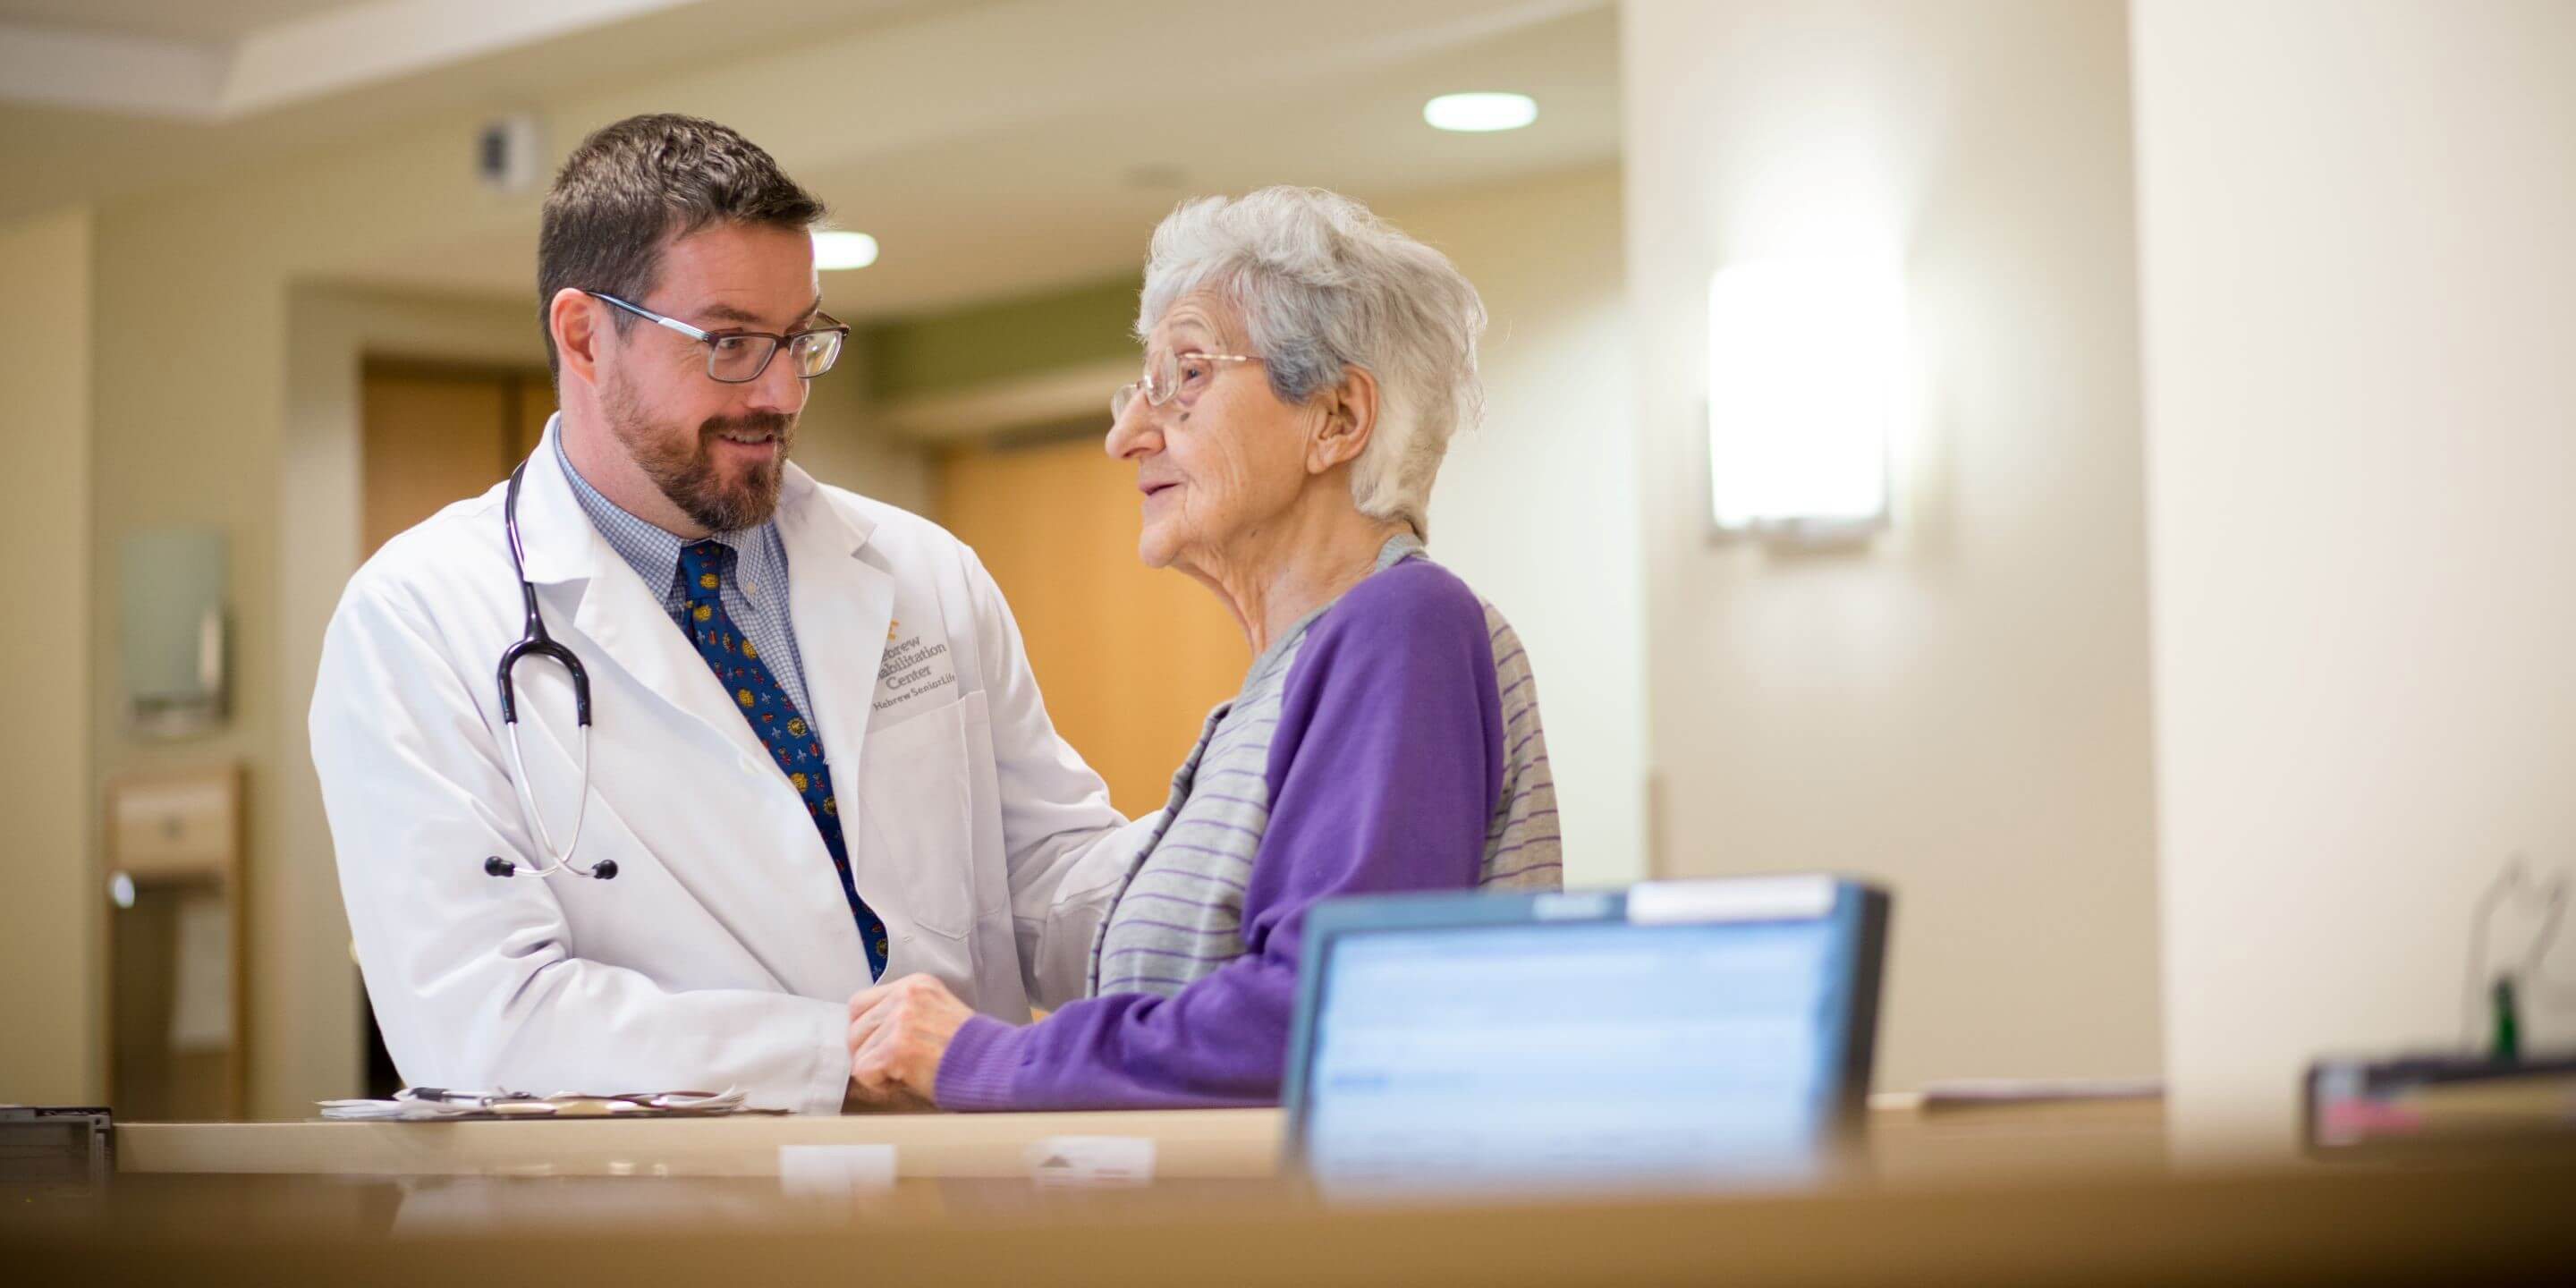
[110,1096,2165,1184]
[114,1106,1286,1181]
[13,1097,2573,1285]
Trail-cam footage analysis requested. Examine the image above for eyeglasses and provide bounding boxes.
[585,291,849,384]
[1112,349,1262,419]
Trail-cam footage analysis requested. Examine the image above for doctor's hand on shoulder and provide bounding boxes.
[846,974,975,1109]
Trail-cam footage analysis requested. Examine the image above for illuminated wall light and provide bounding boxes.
[1423,92,1538,132]
[1706,258,1908,539]
[813,230,879,270]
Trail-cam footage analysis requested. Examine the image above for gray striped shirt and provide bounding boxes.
[1090,535,1562,997]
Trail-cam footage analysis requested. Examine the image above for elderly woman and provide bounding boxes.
[845,187,1560,1110]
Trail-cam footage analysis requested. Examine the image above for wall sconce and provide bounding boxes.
[1706,258,1908,542]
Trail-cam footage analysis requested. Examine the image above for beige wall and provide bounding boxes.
[1392,165,1648,888]
[89,192,292,1115]
[1621,0,2162,1090]
[2133,0,2576,1156]
[0,205,97,1106]
[797,338,936,520]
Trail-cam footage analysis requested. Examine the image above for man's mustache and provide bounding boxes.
[700,412,793,442]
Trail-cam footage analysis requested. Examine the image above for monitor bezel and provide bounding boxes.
[1279,876,1891,1178]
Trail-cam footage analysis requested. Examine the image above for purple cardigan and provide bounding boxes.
[934,560,1507,1110]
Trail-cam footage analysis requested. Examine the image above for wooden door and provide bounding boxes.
[360,364,555,555]
[937,430,1248,817]
[512,371,556,460]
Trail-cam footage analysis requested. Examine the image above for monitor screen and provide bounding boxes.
[1298,911,1863,1199]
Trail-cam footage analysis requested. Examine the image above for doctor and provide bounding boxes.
[310,114,1132,1114]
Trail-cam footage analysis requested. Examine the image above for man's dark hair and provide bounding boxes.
[536,113,826,377]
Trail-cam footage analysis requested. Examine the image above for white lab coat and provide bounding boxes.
[310,424,1138,1114]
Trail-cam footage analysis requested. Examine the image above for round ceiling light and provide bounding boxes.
[1423,91,1538,132]
[813,230,879,271]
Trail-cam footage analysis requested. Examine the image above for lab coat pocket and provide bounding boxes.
[856,697,975,940]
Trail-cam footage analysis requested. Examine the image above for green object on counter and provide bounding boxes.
[2490,975,2520,1063]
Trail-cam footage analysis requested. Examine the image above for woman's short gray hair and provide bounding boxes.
[1136,186,1487,538]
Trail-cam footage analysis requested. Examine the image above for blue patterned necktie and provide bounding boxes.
[678,539,888,979]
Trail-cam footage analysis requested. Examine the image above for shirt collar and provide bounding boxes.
[551,428,779,607]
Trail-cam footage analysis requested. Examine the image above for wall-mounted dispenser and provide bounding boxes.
[120,527,228,739]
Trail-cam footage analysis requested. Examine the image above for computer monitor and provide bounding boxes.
[1282,875,1890,1199]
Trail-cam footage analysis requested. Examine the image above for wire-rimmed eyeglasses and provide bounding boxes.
[1112,349,1262,419]
[586,290,849,384]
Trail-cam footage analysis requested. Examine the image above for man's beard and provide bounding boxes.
[602,369,795,532]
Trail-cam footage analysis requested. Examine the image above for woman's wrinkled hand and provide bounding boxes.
[844,972,971,1108]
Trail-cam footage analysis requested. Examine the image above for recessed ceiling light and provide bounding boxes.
[1423,92,1538,132]
[813,230,879,271]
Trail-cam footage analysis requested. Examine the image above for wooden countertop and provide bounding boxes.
[20,1097,2576,1284]
[114,1097,2169,1184]
[14,1143,2573,1287]
[114,1106,1286,1180]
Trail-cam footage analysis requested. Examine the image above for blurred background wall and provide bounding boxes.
[0,0,2566,1149]
[0,0,1648,1121]
[2132,0,2576,1157]
[0,204,97,1106]
[1625,0,2162,1090]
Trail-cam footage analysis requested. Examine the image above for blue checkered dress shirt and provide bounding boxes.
[549,424,814,717]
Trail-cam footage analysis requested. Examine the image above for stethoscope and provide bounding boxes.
[481,462,616,881]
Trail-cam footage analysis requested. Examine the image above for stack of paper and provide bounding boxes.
[318,1087,770,1121]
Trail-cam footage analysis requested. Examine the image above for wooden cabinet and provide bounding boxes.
[104,766,244,1121]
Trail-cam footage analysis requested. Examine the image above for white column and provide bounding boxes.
[2133,0,2576,1154]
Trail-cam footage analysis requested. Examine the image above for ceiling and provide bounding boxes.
[0,0,944,200]
[2,0,1621,320]
[0,0,364,44]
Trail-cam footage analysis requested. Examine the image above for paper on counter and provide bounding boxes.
[317,1086,763,1121]
[778,1143,899,1197]
[1917,1077,2164,1106]
[1025,1135,1155,1187]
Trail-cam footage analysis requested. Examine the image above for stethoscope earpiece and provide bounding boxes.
[484,857,515,877]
